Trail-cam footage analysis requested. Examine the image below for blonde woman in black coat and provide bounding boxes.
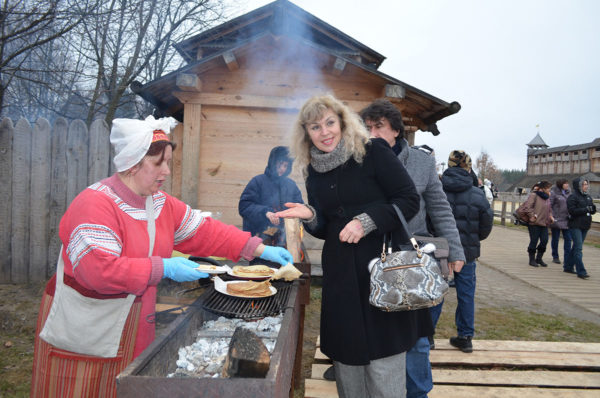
[275,94,429,398]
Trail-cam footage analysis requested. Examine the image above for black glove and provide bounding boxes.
[589,205,597,214]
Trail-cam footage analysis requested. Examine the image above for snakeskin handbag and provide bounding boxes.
[369,204,449,312]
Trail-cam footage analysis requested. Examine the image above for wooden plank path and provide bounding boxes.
[479,226,600,315]
[306,338,600,397]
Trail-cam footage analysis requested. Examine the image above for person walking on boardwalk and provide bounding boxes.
[564,178,596,279]
[441,150,493,354]
[549,179,572,267]
[519,180,555,267]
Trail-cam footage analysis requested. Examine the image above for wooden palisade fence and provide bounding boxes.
[0,117,112,283]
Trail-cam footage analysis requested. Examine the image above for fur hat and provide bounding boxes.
[448,150,472,171]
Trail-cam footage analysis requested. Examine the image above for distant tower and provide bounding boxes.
[527,133,548,152]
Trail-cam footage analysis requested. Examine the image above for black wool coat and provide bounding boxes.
[305,138,433,365]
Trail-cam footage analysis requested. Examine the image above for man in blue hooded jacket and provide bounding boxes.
[239,146,303,251]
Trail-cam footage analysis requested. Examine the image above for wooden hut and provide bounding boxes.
[132,0,461,227]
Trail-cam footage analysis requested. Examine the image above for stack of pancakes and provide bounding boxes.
[232,265,274,278]
[226,280,272,297]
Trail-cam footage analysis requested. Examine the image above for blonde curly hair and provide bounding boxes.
[291,94,369,177]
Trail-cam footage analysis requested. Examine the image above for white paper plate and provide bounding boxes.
[213,276,277,299]
[193,265,228,275]
[226,266,278,280]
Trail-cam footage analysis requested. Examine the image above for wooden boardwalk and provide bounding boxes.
[479,226,600,315]
[304,226,600,397]
[306,338,600,397]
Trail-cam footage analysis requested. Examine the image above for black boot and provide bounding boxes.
[528,251,538,267]
[450,336,473,353]
[536,250,548,267]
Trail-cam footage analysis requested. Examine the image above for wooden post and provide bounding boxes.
[284,218,302,263]
[0,118,13,283]
[181,103,202,207]
[48,118,69,275]
[29,118,52,281]
[501,201,507,226]
[11,118,32,283]
[88,118,110,184]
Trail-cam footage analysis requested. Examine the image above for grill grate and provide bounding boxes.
[201,281,292,320]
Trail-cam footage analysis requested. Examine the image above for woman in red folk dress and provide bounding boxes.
[31,116,293,398]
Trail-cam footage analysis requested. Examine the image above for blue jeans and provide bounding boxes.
[550,228,572,262]
[564,228,588,276]
[405,336,432,398]
[454,261,476,336]
[405,289,451,397]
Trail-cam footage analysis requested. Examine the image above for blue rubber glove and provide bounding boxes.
[163,257,209,282]
[259,246,294,266]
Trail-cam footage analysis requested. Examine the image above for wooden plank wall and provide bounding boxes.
[196,105,306,226]
[1,117,113,283]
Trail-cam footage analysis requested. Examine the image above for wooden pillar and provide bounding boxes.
[181,103,202,207]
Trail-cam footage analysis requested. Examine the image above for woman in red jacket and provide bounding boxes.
[31,116,292,398]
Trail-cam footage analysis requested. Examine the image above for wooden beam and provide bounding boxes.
[173,91,380,113]
[176,73,202,92]
[196,48,203,60]
[181,103,202,207]
[223,50,239,71]
[332,57,346,76]
[384,84,405,99]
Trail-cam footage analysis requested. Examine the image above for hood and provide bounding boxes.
[551,185,569,196]
[265,146,293,179]
[571,177,587,196]
[442,166,474,193]
[484,178,492,188]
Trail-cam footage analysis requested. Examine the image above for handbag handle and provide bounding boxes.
[381,204,422,262]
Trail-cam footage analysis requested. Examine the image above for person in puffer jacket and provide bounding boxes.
[520,180,555,267]
[441,150,494,354]
[564,177,596,279]
[238,146,303,250]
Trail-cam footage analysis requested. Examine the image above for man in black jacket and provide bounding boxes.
[441,150,494,353]
[564,177,596,279]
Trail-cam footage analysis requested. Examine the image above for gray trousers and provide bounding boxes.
[333,352,407,398]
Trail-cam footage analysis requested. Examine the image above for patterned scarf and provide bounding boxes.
[309,139,351,173]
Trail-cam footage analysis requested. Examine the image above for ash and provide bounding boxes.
[168,315,283,378]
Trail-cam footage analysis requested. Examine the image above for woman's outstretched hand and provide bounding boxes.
[274,203,313,220]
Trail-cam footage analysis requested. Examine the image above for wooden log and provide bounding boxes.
[181,103,202,207]
[66,120,89,206]
[176,73,202,92]
[11,118,32,283]
[223,51,239,71]
[29,118,52,281]
[332,58,346,76]
[169,122,184,197]
[48,117,68,274]
[222,327,270,378]
[500,201,507,226]
[284,218,302,263]
[0,118,13,282]
[384,84,405,99]
[88,118,110,184]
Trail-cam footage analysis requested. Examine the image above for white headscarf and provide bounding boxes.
[110,115,177,172]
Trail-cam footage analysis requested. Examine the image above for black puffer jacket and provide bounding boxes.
[441,167,494,262]
[567,177,596,230]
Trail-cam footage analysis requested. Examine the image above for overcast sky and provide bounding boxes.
[232,0,600,171]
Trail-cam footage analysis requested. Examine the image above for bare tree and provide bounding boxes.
[0,0,94,117]
[68,0,226,125]
[475,150,504,185]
